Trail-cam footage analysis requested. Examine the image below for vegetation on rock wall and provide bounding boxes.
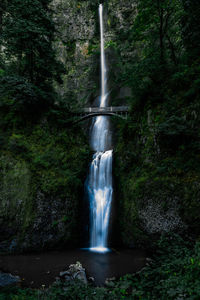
[0,0,90,251]
[112,0,200,246]
[0,111,90,251]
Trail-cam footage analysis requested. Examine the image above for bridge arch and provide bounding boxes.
[73,112,127,123]
[72,106,129,124]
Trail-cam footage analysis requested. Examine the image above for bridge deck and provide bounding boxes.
[72,106,129,123]
[76,106,129,114]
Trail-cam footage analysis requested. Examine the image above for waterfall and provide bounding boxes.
[87,4,113,253]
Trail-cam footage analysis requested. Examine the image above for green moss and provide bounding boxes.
[0,119,90,250]
[114,101,200,246]
[0,156,31,221]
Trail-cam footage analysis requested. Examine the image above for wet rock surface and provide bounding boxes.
[0,272,20,288]
[51,0,97,104]
[51,0,136,105]
[59,261,87,284]
[139,199,187,234]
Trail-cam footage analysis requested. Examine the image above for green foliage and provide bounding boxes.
[182,0,200,58]
[0,115,90,247]
[2,121,90,198]
[106,235,200,299]
[1,0,63,83]
[113,0,200,246]
[0,0,64,120]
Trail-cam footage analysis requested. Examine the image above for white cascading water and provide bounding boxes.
[87,4,113,253]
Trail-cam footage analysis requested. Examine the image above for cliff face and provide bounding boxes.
[51,0,97,106]
[51,0,136,107]
[50,0,189,248]
[50,0,200,248]
[0,125,90,253]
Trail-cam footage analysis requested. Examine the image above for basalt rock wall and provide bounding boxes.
[51,0,136,107]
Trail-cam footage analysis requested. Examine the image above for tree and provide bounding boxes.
[182,0,200,60]
[0,0,64,116]
[133,0,183,65]
[115,0,184,111]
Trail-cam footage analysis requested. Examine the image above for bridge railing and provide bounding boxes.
[70,106,129,123]
[76,106,129,113]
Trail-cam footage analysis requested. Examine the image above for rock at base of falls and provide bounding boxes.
[0,272,21,288]
[59,262,88,285]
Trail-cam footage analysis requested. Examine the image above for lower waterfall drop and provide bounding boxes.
[88,150,113,253]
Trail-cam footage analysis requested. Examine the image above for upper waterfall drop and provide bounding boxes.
[99,3,107,106]
[87,3,113,253]
[90,4,112,153]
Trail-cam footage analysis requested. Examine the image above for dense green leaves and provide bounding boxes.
[0,0,64,120]
[113,0,200,249]
[182,0,200,58]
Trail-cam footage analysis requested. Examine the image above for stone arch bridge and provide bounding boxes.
[72,106,129,123]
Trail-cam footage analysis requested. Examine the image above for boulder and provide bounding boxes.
[0,271,20,288]
[59,261,87,285]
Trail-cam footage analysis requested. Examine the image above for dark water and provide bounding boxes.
[0,249,146,288]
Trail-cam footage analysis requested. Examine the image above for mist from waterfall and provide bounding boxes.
[87,4,113,253]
